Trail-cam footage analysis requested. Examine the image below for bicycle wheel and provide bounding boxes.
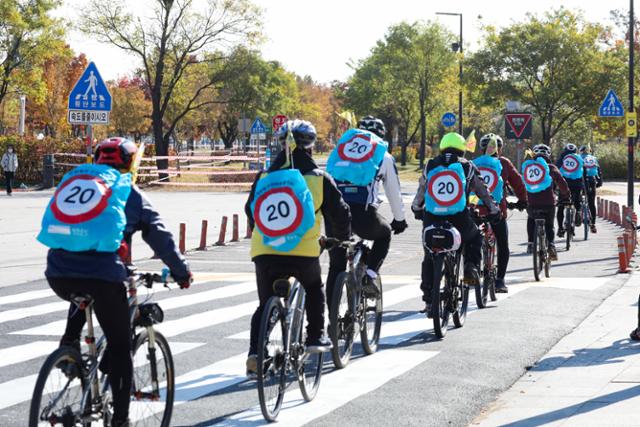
[130,329,175,427]
[257,297,286,422]
[297,309,323,402]
[583,204,589,241]
[453,254,469,328]
[29,346,87,427]
[476,239,490,308]
[361,275,383,355]
[543,236,551,278]
[329,272,355,369]
[533,223,541,282]
[565,208,572,251]
[431,255,449,338]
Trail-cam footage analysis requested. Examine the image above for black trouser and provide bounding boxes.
[585,178,597,225]
[48,278,132,422]
[493,217,510,280]
[250,255,325,355]
[557,186,582,229]
[4,171,13,194]
[527,206,556,245]
[420,211,482,303]
[325,203,391,305]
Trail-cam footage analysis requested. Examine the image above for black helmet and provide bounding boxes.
[479,133,504,151]
[276,119,317,149]
[358,115,386,139]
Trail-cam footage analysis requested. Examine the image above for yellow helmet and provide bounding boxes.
[439,132,466,152]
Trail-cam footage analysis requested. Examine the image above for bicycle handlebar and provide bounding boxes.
[135,267,176,289]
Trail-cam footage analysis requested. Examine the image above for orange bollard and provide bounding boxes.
[618,235,630,273]
[624,232,631,261]
[215,216,228,246]
[231,214,240,242]
[179,222,186,254]
[245,216,252,239]
[597,197,601,218]
[605,200,610,222]
[198,219,208,250]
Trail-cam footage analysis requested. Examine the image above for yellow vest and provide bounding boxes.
[251,172,324,258]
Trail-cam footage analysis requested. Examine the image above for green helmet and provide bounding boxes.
[439,132,466,152]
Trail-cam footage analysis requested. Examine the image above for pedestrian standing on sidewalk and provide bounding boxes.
[1,144,18,196]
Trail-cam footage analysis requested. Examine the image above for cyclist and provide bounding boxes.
[244,120,351,377]
[325,115,407,301]
[556,142,586,237]
[523,144,570,260]
[412,132,500,315]
[473,133,528,293]
[37,137,192,427]
[579,145,603,233]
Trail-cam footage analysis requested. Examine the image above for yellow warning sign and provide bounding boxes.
[626,112,637,138]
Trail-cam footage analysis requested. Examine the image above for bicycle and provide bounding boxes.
[325,238,383,369]
[531,209,552,282]
[422,222,469,339]
[256,277,323,422]
[29,269,177,427]
[470,209,498,308]
[581,189,591,241]
[563,202,576,251]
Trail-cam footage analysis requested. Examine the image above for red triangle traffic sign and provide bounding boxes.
[505,113,532,139]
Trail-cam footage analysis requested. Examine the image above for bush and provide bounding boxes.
[392,144,421,164]
[593,142,640,180]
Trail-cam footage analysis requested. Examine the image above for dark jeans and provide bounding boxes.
[326,204,391,304]
[557,187,582,229]
[4,171,13,194]
[48,278,132,422]
[420,211,482,303]
[249,255,325,355]
[492,217,510,280]
[527,206,556,245]
[585,178,597,225]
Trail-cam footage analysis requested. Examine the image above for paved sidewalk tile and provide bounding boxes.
[473,272,640,426]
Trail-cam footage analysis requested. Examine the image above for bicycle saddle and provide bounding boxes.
[70,293,94,309]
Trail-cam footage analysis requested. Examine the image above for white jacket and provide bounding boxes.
[1,152,18,173]
[364,152,406,221]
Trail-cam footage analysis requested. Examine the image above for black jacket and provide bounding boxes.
[46,185,190,283]
[556,150,586,189]
[245,148,351,241]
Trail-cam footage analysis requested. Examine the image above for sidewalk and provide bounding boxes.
[473,271,640,426]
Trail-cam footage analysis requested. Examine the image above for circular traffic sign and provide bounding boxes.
[272,115,288,132]
[338,133,377,163]
[523,163,546,185]
[478,167,499,192]
[50,174,112,224]
[441,112,457,128]
[254,187,303,237]
[427,170,464,207]
[562,155,580,173]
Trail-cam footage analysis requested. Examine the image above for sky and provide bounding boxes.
[59,0,624,83]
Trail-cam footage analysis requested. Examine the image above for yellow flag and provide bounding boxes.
[130,142,146,184]
[465,129,477,152]
[336,110,357,128]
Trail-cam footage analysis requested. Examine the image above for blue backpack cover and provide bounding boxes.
[472,155,504,204]
[326,129,388,186]
[559,153,584,180]
[583,154,599,177]
[37,164,132,252]
[522,158,552,193]
[424,162,467,215]
[251,168,315,252]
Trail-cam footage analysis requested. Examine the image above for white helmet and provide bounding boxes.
[565,143,577,153]
[533,144,551,157]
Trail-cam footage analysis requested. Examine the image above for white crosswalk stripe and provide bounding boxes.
[0,273,611,425]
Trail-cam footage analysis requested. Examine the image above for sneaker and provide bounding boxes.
[557,228,565,238]
[246,354,258,379]
[305,335,333,353]
[420,302,433,319]
[548,244,558,261]
[495,278,508,293]
[526,243,533,254]
[463,263,480,285]
[631,328,640,341]
[591,224,597,233]
[362,274,380,298]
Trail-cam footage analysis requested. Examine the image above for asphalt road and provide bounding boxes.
[0,187,626,426]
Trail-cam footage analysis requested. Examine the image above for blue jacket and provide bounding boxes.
[45,185,189,283]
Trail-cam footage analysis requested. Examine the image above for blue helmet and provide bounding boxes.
[276,119,317,148]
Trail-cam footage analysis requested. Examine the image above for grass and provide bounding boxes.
[396,157,424,183]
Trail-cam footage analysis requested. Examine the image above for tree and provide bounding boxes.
[466,9,625,146]
[344,22,455,165]
[108,76,151,139]
[81,0,261,176]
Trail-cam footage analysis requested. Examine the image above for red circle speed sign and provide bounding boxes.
[254,187,303,238]
[50,174,112,224]
[427,170,464,207]
[478,167,499,192]
[272,115,288,132]
[524,163,546,185]
[337,133,377,163]
[562,155,580,173]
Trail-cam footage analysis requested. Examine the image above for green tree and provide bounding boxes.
[81,0,261,176]
[344,22,455,166]
[466,9,625,146]
[108,76,151,139]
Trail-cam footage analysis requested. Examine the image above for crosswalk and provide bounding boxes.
[0,271,612,426]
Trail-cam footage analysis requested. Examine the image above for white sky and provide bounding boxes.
[60,0,624,83]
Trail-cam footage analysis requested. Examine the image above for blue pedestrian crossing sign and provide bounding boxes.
[251,118,266,134]
[441,112,457,127]
[598,89,624,117]
[67,62,112,125]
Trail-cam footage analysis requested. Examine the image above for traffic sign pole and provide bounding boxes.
[86,124,92,164]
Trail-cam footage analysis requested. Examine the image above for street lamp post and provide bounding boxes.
[628,0,635,208]
[436,12,463,135]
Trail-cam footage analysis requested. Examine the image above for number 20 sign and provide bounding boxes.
[50,175,112,224]
[254,187,303,237]
[338,133,377,163]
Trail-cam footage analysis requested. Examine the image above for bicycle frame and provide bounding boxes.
[281,280,306,373]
